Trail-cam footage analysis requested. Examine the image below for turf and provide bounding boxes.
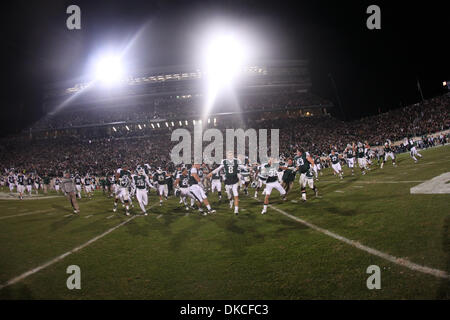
[0,146,449,299]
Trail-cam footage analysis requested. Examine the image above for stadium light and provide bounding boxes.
[125,125,130,131]
[193,120,196,125]
[138,124,142,130]
[444,81,448,87]
[185,120,188,125]
[179,121,182,126]
[202,32,247,120]
[112,126,117,132]
[151,123,155,129]
[171,122,175,127]
[94,54,124,85]
[205,34,245,87]
[208,118,210,124]
[165,122,169,127]
[157,123,160,128]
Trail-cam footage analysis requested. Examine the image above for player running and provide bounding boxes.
[113,166,133,215]
[260,158,288,214]
[344,143,356,175]
[189,164,216,215]
[406,138,423,163]
[294,148,318,202]
[132,166,156,215]
[209,164,223,202]
[208,152,248,215]
[381,141,397,168]
[153,167,168,206]
[174,167,196,211]
[16,171,25,200]
[328,149,344,179]
[356,142,368,175]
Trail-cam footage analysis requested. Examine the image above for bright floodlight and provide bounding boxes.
[205,34,245,87]
[95,55,123,84]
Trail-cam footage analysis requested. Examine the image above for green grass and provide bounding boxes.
[0,146,449,299]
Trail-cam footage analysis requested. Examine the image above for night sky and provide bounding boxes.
[3,0,449,136]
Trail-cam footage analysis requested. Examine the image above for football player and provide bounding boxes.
[356,142,368,174]
[189,164,216,215]
[209,164,223,201]
[260,158,288,214]
[208,151,247,215]
[113,166,133,215]
[174,167,196,210]
[328,149,344,179]
[344,143,356,175]
[133,166,155,215]
[17,171,25,200]
[294,148,318,202]
[381,140,397,168]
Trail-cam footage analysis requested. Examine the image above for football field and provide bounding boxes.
[0,146,449,299]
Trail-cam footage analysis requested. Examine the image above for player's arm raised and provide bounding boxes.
[306,154,315,166]
[207,164,224,178]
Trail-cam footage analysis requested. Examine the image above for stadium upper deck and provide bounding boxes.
[36,59,333,131]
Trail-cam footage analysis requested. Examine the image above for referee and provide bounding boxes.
[61,171,80,214]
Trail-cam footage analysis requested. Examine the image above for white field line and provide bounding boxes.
[355,180,425,184]
[85,215,93,219]
[0,215,137,290]
[252,197,449,279]
[318,180,425,184]
[0,205,155,290]
[106,214,114,219]
[157,214,163,219]
[335,190,345,193]
[0,210,49,220]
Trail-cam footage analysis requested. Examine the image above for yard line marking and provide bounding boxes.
[0,210,48,220]
[263,200,449,279]
[355,180,424,184]
[0,215,137,290]
[157,214,163,219]
[352,186,363,188]
[106,214,114,219]
[85,215,93,219]
[291,200,298,203]
[335,190,345,193]
[64,214,72,217]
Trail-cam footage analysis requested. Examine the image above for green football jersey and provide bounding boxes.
[133,175,147,189]
[222,158,240,185]
[329,153,340,164]
[294,153,310,174]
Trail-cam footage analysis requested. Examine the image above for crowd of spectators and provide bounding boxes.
[2,94,449,177]
[30,92,330,130]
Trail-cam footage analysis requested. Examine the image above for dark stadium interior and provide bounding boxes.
[1,0,450,304]
[3,0,449,137]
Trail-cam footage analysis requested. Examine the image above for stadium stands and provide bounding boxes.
[1,94,448,177]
